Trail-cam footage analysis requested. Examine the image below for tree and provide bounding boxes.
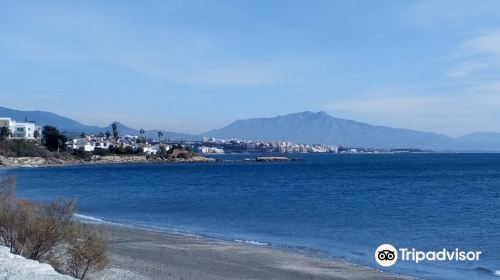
[42,126,67,152]
[80,132,86,138]
[118,144,126,154]
[159,144,168,155]
[139,129,145,143]
[66,225,108,280]
[157,131,164,142]
[33,130,40,140]
[0,127,11,141]
[111,123,118,141]
[105,131,111,140]
[124,146,134,154]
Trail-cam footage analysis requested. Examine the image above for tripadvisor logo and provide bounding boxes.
[375,244,398,267]
[375,244,482,267]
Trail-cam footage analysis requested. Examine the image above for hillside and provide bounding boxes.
[2,107,499,150]
[0,107,199,141]
[201,111,499,151]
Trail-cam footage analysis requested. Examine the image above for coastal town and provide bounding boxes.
[1,116,341,155]
[0,116,427,159]
[67,136,341,155]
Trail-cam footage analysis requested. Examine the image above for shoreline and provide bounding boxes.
[3,152,499,169]
[0,154,217,169]
[0,155,297,169]
[85,222,412,280]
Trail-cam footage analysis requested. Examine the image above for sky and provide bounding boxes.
[1,0,500,136]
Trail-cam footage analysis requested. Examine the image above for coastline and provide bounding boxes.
[0,154,216,168]
[86,223,412,280]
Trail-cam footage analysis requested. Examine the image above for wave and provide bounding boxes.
[73,213,113,224]
[474,267,500,277]
[73,213,205,239]
[235,239,268,246]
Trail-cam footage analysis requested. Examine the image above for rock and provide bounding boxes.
[0,246,74,279]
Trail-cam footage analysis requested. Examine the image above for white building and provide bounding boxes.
[68,138,114,152]
[68,139,95,152]
[197,146,224,154]
[143,144,172,155]
[0,118,39,140]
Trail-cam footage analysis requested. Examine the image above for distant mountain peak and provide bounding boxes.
[200,111,500,151]
[1,107,499,150]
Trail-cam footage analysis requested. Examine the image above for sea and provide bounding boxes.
[1,153,499,279]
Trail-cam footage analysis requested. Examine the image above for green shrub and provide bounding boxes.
[0,140,54,158]
[74,148,92,161]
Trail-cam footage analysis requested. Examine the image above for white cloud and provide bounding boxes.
[405,0,500,27]
[336,29,500,136]
[446,61,491,78]
[109,57,285,87]
[324,84,500,137]
[461,30,500,56]
[0,1,294,88]
[447,30,500,78]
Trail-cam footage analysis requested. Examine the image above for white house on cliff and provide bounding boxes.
[0,117,39,140]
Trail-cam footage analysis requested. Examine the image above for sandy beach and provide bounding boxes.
[87,225,411,280]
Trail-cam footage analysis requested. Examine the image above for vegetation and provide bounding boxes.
[0,124,200,164]
[33,129,40,140]
[0,139,53,158]
[66,225,108,279]
[42,126,67,152]
[92,147,113,157]
[0,127,12,140]
[111,123,118,141]
[0,177,108,279]
[73,148,92,161]
[143,144,196,160]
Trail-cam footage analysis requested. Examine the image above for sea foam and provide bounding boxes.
[73,213,109,224]
[235,239,268,246]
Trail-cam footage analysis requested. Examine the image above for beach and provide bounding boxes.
[9,154,500,279]
[88,224,410,280]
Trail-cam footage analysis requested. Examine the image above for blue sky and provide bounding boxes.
[1,0,500,136]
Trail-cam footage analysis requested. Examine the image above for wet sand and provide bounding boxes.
[88,225,411,280]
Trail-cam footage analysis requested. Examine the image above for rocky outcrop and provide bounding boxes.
[0,246,74,279]
[0,156,50,168]
[89,155,216,164]
[0,154,215,168]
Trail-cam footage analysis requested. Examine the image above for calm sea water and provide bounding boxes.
[2,153,500,279]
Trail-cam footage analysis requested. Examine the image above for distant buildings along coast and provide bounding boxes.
[0,117,41,140]
[0,116,429,155]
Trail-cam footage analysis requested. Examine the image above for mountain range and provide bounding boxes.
[0,107,199,141]
[204,111,500,151]
[1,107,499,151]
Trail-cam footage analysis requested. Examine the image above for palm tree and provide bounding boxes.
[112,123,118,141]
[157,131,164,142]
[139,129,145,143]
